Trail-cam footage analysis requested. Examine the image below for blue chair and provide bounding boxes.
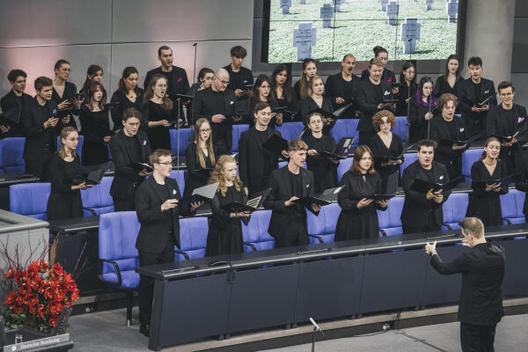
[330,119,359,146]
[393,116,409,144]
[400,152,418,177]
[276,122,304,141]
[307,203,340,244]
[169,169,185,196]
[1,137,26,174]
[442,192,469,230]
[232,124,250,153]
[56,135,84,162]
[462,148,483,183]
[169,127,192,156]
[9,183,51,219]
[175,217,209,261]
[337,158,353,182]
[81,176,115,216]
[500,189,526,224]
[98,211,140,326]
[242,209,275,252]
[377,196,404,236]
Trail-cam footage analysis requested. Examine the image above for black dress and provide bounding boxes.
[368,133,404,192]
[467,159,508,226]
[143,100,172,150]
[206,186,246,256]
[80,108,112,165]
[433,75,461,98]
[51,81,79,129]
[46,153,85,220]
[109,89,144,130]
[335,171,386,241]
[408,99,438,143]
[396,81,417,116]
[301,132,338,193]
[183,143,215,201]
[299,96,334,123]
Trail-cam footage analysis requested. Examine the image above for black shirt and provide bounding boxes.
[473,81,482,104]
[154,181,176,237]
[289,170,304,218]
[122,133,141,165]
[224,65,254,92]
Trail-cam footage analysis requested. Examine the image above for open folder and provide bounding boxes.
[471,175,517,189]
[292,186,343,213]
[410,176,463,193]
[191,182,219,202]
[221,189,269,213]
[364,194,396,201]
[129,162,153,173]
[68,167,107,185]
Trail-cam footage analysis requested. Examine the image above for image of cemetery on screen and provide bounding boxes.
[267,0,459,63]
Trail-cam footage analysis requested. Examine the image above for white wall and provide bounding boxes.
[0,0,254,96]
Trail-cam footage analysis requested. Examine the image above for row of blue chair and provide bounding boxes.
[0,118,409,175]
[8,170,186,220]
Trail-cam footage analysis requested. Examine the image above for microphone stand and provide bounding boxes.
[309,317,324,352]
[192,43,198,84]
[426,98,432,140]
[176,97,181,170]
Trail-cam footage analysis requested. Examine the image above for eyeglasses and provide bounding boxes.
[200,128,211,132]
[156,162,172,165]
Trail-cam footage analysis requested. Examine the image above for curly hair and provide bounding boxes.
[209,155,243,197]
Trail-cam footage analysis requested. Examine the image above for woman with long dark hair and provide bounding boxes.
[110,66,144,130]
[396,61,417,116]
[335,145,387,241]
[80,81,112,165]
[249,74,281,125]
[271,65,295,120]
[409,77,438,143]
[47,127,89,220]
[294,58,317,102]
[433,54,462,98]
[206,155,248,256]
[80,64,104,95]
[466,137,508,226]
[143,74,173,150]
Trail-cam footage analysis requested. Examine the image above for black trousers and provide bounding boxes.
[274,219,308,248]
[138,240,175,325]
[460,322,497,352]
[113,195,136,212]
[402,212,440,234]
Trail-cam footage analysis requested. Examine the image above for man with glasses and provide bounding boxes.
[486,81,528,173]
[135,149,199,337]
[192,68,236,155]
[0,69,33,137]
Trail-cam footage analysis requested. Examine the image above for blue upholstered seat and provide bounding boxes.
[393,116,409,144]
[501,189,526,224]
[307,202,340,244]
[242,209,275,252]
[169,169,185,196]
[81,176,115,216]
[276,122,304,141]
[337,157,353,182]
[461,148,483,183]
[0,137,26,174]
[169,127,192,156]
[377,196,404,236]
[330,119,359,147]
[442,192,469,230]
[9,182,51,219]
[175,216,209,261]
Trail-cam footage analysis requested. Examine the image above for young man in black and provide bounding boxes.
[425,217,504,352]
[325,53,359,115]
[23,77,71,180]
[401,139,450,234]
[486,81,528,173]
[192,68,236,155]
[110,108,152,211]
[143,46,190,124]
[458,56,497,137]
[238,102,282,196]
[356,58,394,145]
[224,45,253,119]
[0,69,33,137]
[264,139,320,248]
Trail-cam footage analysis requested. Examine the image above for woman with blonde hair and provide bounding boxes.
[206,155,248,256]
[183,118,216,202]
[335,145,387,241]
[47,127,90,220]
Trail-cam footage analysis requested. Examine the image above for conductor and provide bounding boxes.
[425,217,505,352]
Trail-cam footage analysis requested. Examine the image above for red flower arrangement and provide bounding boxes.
[3,259,79,332]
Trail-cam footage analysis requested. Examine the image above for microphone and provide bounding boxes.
[192,43,198,47]
[309,317,323,333]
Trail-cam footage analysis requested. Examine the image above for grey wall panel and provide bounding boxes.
[0,45,112,96]
[516,0,528,17]
[112,0,253,43]
[109,40,252,92]
[512,18,528,73]
[0,0,112,47]
[512,73,528,107]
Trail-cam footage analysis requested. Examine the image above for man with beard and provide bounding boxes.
[325,53,359,116]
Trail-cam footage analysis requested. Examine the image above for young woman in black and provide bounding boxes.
[80,81,112,166]
[409,77,438,143]
[249,74,282,126]
[294,59,317,102]
[47,127,90,220]
[302,112,338,192]
[396,61,417,116]
[299,75,334,128]
[368,110,404,193]
[466,137,508,226]
[183,118,216,201]
[433,54,462,99]
[335,145,387,241]
[206,155,248,256]
[143,74,173,150]
[110,66,144,130]
[80,64,104,95]
[271,65,295,121]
